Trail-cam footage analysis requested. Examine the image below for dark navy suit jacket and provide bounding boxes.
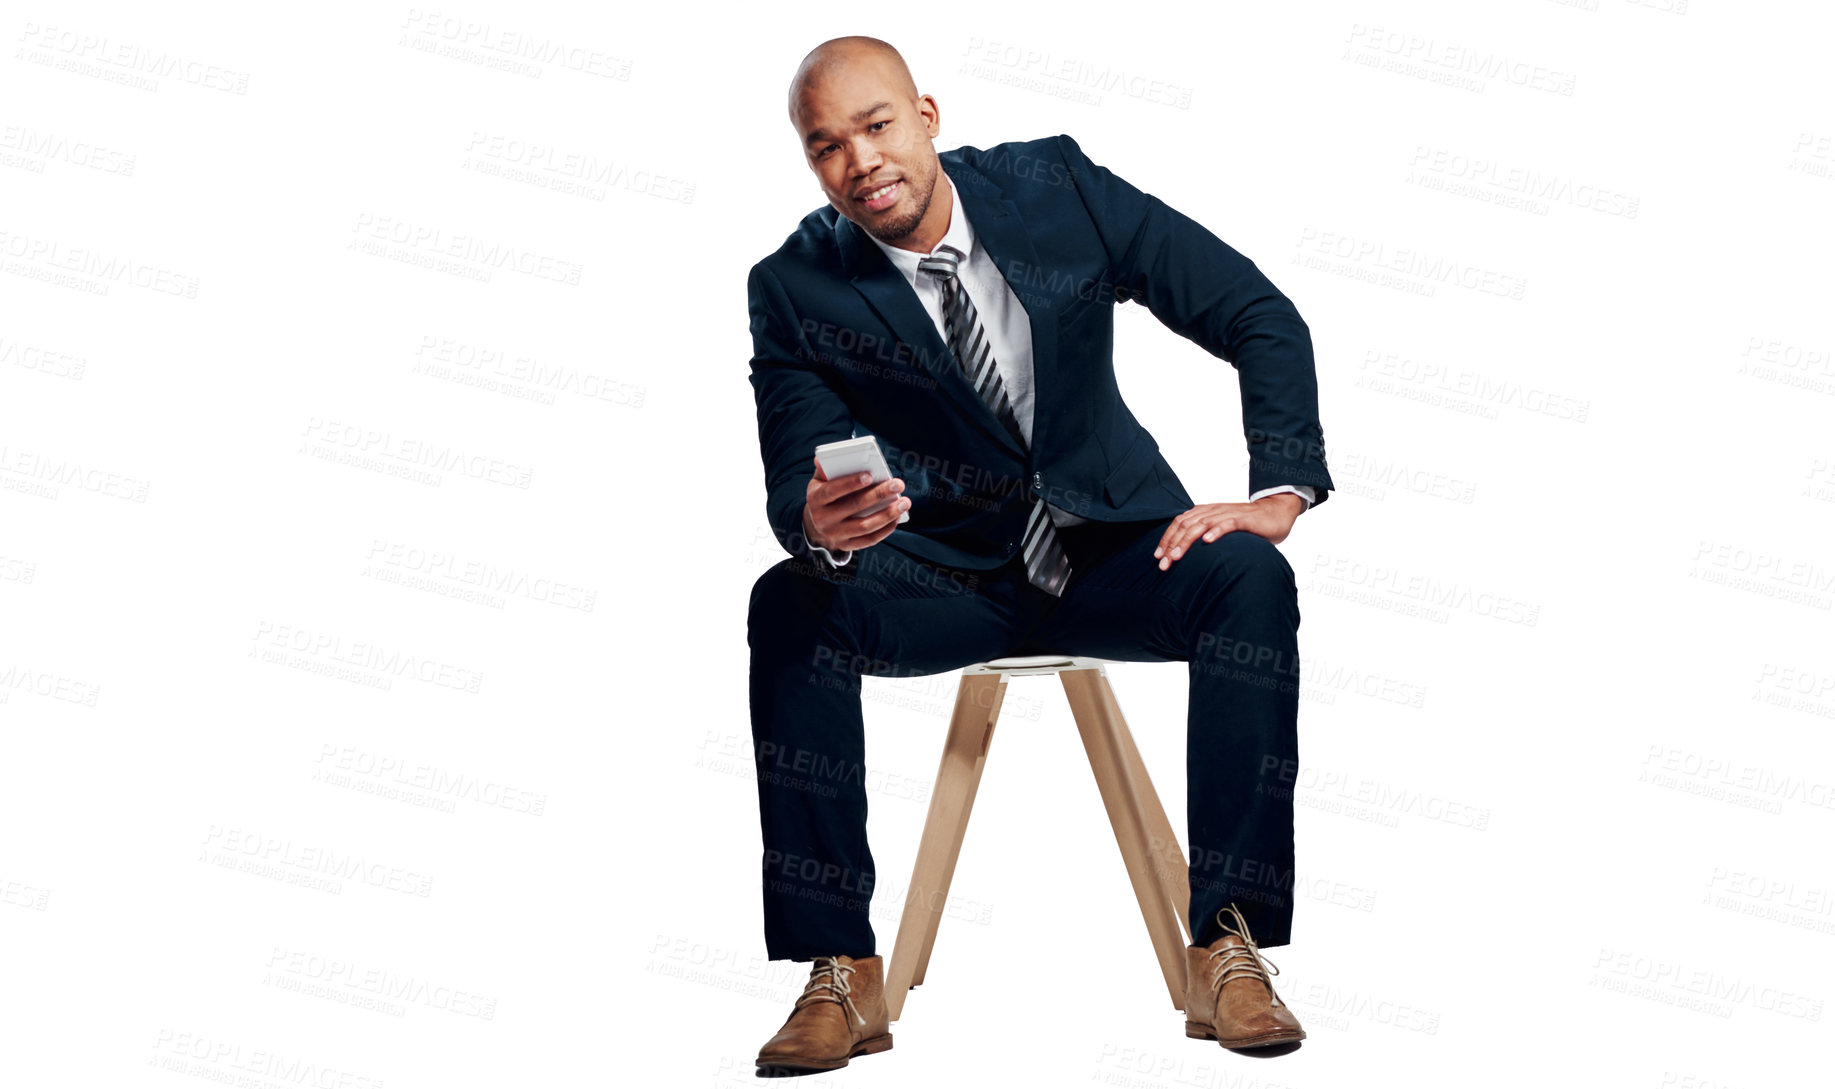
[747,132,1334,574]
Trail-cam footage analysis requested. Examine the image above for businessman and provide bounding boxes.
[746,36,1334,1074]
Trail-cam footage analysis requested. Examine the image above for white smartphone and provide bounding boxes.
[814,435,910,523]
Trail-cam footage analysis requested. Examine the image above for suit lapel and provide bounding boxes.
[835,155,1054,461]
[945,158,1058,461]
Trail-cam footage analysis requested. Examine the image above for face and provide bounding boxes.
[793,62,944,247]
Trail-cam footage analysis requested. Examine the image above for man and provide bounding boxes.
[745,36,1334,1075]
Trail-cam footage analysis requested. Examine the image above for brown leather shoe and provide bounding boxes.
[755,954,893,1076]
[1184,904,1305,1049]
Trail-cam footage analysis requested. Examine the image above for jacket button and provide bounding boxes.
[1032,472,1043,489]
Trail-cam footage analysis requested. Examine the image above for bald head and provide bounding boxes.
[787,36,918,128]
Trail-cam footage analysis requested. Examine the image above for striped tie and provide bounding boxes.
[917,245,1073,597]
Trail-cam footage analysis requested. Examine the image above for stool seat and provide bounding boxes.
[966,654,1108,675]
[884,656,1192,1020]
[978,654,1075,668]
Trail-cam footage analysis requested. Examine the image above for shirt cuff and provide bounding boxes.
[1248,484,1316,512]
[809,543,854,567]
[802,503,855,567]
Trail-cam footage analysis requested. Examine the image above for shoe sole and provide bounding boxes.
[756,1033,893,1076]
[1185,1021,1306,1049]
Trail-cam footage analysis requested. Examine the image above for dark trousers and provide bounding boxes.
[746,516,1302,962]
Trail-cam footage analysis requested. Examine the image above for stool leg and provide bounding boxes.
[1060,668,1189,1011]
[1113,699,1192,942]
[885,671,1007,1022]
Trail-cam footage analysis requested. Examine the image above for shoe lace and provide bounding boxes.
[1207,903,1285,1008]
[795,956,866,1026]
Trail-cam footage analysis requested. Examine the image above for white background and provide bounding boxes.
[3,1,1832,1085]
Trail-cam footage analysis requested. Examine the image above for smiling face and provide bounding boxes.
[788,41,950,253]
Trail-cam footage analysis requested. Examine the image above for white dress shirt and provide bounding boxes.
[809,172,1315,568]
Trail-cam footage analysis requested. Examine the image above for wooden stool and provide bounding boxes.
[883,655,1193,1020]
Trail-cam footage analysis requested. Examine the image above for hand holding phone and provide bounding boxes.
[805,435,910,553]
[814,436,909,522]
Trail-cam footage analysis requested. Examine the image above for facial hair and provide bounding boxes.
[859,163,934,244]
